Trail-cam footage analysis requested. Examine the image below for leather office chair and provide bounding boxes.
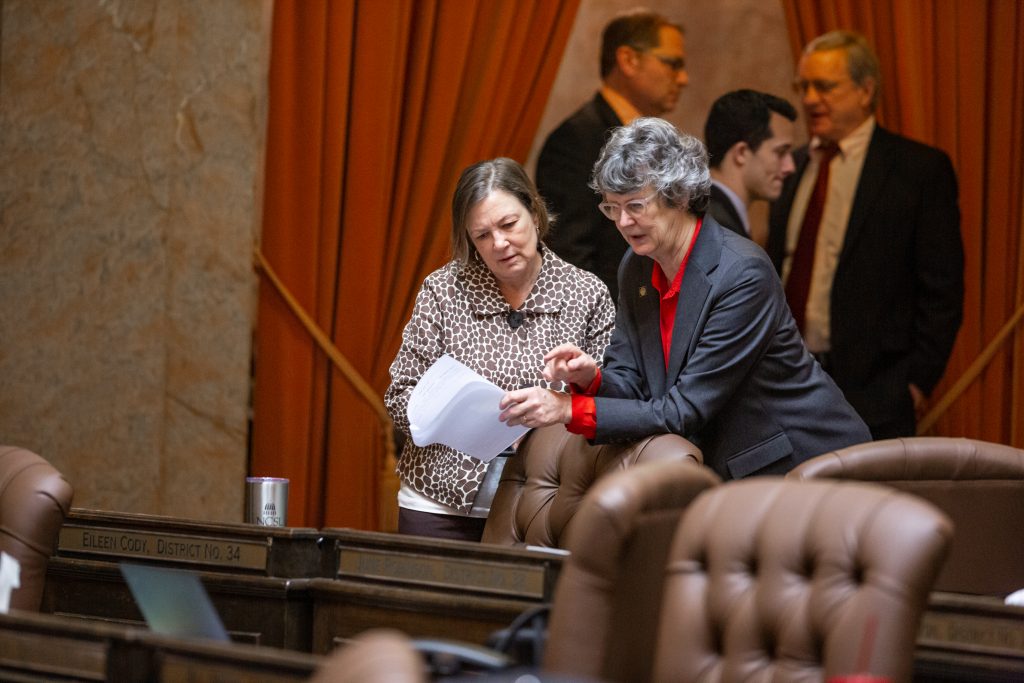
[651,478,953,683]
[481,424,703,548]
[787,436,1024,595]
[543,459,721,682]
[0,446,74,611]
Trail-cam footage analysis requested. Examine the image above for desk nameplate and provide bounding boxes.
[919,610,1024,656]
[58,524,269,571]
[336,547,546,599]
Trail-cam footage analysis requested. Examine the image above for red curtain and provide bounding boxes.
[251,0,580,529]
[782,0,1024,446]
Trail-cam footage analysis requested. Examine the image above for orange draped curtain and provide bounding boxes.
[782,0,1024,447]
[252,0,580,529]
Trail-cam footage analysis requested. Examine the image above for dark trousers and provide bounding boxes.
[813,351,916,440]
[868,414,917,440]
[398,507,485,542]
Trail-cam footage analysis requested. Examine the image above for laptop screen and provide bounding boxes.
[120,562,230,642]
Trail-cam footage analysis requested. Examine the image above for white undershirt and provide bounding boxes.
[398,482,487,518]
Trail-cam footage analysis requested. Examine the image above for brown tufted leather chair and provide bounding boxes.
[0,446,74,611]
[481,424,703,548]
[543,459,721,682]
[652,478,952,683]
[787,436,1024,596]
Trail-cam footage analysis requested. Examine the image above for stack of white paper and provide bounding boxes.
[407,355,529,462]
[0,551,21,613]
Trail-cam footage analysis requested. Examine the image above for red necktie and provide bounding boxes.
[785,143,839,333]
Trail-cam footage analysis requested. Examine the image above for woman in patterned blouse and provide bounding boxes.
[385,158,616,541]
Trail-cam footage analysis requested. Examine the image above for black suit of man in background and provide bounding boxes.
[537,10,687,302]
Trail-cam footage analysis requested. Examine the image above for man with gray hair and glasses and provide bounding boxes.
[768,30,964,439]
[537,9,688,302]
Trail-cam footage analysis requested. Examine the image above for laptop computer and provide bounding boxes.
[119,562,230,642]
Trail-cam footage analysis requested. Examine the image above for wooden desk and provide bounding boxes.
[308,576,543,653]
[322,528,565,601]
[915,592,1024,682]
[0,610,322,682]
[45,557,315,650]
[46,512,565,654]
[45,508,324,650]
[54,512,567,596]
[55,508,327,577]
[312,528,565,654]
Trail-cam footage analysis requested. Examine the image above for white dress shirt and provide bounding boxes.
[782,116,875,352]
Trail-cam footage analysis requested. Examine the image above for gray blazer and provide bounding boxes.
[593,217,870,480]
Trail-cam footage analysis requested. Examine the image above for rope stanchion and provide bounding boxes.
[917,302,1024,434]
[254,249,398,529]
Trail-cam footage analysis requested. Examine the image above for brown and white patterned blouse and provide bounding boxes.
[385,246,616,512]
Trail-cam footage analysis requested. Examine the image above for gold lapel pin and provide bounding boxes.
[639,286,647,297]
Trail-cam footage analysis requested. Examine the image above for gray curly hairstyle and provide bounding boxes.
[589,117,711,215]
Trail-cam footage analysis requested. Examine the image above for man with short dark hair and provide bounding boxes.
[768,30,964,439]
[703,89,797,240]
[536,10,687,301]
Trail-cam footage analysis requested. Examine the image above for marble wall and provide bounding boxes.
[0,0,271,521]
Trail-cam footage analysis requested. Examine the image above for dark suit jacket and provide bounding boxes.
[707,183,747,237]
[594,217,871,480]
[536,93,625,301]
[767,125,964,434]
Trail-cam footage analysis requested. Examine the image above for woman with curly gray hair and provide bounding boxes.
[500,118,869,480]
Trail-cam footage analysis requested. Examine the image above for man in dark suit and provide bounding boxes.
[768,30,964,439]
[704,89,797,242]
[536,10,687,301]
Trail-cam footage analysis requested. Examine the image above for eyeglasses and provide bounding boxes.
[793,78,848,96]
[598,194,658,221]
[650,53,686,73]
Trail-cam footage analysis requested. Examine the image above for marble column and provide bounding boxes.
[0,0,271,521]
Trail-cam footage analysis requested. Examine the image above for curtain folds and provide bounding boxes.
[252,0,580,529]
[781,0,1024,446]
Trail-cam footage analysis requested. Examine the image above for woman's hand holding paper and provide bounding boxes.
[498,387,572,428]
